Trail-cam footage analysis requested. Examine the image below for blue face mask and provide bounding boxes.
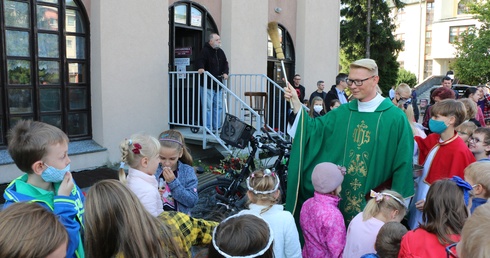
[429,119,448,134]
[41,163,70,183]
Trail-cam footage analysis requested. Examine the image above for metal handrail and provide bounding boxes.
[168,71,263,154]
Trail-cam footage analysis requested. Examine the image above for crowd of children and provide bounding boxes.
[3,88,490,258]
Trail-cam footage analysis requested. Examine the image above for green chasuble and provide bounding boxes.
[285,98,414,224]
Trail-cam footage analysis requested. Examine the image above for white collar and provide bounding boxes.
[248,203,284,212]
[358,94,385,112]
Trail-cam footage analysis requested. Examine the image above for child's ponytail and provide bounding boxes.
[246,169,281,214]
[119,139,131,184]
[119,134,161,183]
[363,190,406,221]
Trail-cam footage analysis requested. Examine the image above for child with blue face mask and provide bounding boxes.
[3,120,85,258]
[408,99,475,230]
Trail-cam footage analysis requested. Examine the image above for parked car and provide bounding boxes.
[452,84,473,97]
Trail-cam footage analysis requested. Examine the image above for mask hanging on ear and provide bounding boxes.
[41,163,70,183]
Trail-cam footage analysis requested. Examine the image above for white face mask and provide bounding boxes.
[313,105,323,113]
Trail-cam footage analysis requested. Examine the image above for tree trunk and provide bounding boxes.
[366,0,371,58]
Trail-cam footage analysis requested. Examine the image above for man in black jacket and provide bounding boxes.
[196,33,229,131]
[325,73,349,111]
[309,80,326,105]
[292,74,306,104]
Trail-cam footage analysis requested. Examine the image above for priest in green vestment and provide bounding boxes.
[284,59,414,224]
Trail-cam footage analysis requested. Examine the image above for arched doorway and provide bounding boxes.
[168,1,218,126]
[168,1,218,72]
[266,24,295,131]
[267,24,295,85]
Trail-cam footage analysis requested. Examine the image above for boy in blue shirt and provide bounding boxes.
[3,120,85,258]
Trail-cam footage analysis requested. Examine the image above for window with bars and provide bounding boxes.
[0,0,90,145]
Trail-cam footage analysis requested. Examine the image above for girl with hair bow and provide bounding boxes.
[343,189,407,258]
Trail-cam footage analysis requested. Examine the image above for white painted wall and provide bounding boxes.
[91,0,169,164]
[296,1,340,95]
[434,0,458,21]
[395,2,425,82]
[431,18,475,59]
[221,0,268,74]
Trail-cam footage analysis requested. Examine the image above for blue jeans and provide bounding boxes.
[200,86,223,130]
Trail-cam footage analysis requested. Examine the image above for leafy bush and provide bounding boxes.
[396,68,417,87]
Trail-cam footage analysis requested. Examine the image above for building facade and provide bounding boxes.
[394,0,481,83]
[0,0,340,182]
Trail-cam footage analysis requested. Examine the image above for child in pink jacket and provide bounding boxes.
[300,162,346,258]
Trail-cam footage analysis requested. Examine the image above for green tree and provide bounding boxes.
[340,0,404,95]
[339,50,350,74]
[453,1,490,86]
[396,68,417,87]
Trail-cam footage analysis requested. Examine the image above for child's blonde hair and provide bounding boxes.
[465,162,490,198]
[0,202,68,258]
[159,129,193,166]
[119,134,161,183]
[397,99,417,135]
[395,83,411,98]
[456,121,477,137]
[458,98,477,121]
[246,169,280,214]
[363,190,406,221]
[460,203,490,258]
[84,179,185,257]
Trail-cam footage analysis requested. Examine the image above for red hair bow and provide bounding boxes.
[132,143,142,154]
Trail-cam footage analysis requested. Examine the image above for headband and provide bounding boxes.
[451,176,473,206]
[370,190,406,209]
[212,213,274,258]
[246,169,280,195]
[159,138,183,146]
